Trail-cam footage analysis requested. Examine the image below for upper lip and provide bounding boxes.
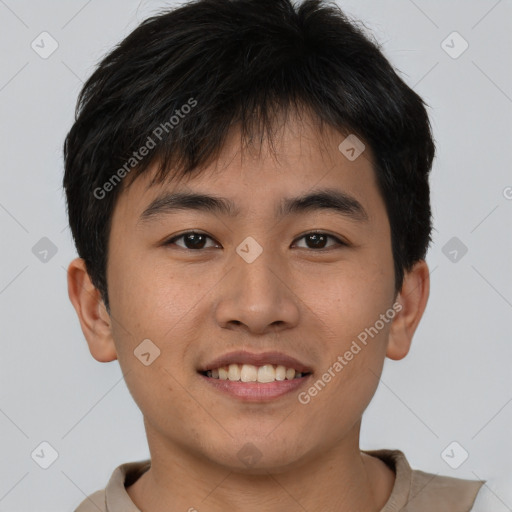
[198,350,313,374]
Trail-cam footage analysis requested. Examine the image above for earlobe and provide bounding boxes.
[67,257,118,363]
[386,260,430,361]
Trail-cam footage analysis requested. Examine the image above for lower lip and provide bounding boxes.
[198,373,312,402]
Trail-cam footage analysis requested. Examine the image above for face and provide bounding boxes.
[102,113,401,472]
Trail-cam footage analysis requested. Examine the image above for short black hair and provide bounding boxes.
[63,0,435,313]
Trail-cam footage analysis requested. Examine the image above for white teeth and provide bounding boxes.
[204,363,306,382]
[285,367,296,380]
[228,363,241,381]
[257,364,275,383]
[240,364,257,382]
[275,365,286,381]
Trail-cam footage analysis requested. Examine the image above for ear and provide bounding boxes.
[386,259,430,361]
[67,257,117,362]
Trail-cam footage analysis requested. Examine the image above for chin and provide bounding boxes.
[203,436,309,474]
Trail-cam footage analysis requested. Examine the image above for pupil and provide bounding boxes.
[308,233,326,248]
[186,233,205,249]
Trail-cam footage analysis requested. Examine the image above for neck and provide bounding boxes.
[127,421,395,512]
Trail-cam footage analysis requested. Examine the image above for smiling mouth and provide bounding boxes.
[199,363,311,383]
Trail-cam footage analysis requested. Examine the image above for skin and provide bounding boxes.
[67,110,429,512]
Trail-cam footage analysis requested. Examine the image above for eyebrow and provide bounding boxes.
[138,187,369,224]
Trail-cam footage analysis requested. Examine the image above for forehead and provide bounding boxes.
[114,113,383,224]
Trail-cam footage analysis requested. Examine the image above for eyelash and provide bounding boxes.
[164,231,347,250]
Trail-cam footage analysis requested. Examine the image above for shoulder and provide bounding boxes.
[72,459,151,512]
[363,449,485,512]
[406,468,484,511]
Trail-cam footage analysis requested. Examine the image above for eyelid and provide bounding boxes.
[292,231,347,249]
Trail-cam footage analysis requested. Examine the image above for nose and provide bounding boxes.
[214,246,300,335]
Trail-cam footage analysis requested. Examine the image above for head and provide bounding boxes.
[64,0,433,471]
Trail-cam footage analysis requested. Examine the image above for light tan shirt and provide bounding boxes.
[74,449,485,511]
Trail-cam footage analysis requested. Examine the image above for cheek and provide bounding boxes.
[308,262,395,409]
[109,255,192,336]
[107,266,202,429]
[294,260,394,411]
[122,362,204,439]
[302,259,394,344]
[106,268,185,395]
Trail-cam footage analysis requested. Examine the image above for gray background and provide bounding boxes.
[0,0,511,510]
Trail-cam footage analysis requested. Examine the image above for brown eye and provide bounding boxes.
[294,232,346,250]
[165,232,218,250]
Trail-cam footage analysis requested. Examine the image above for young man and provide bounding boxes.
[64,0,486,510]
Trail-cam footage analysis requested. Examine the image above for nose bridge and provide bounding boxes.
[234,238,283,308]
[214,237,300,333]
[239,251,277,297]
